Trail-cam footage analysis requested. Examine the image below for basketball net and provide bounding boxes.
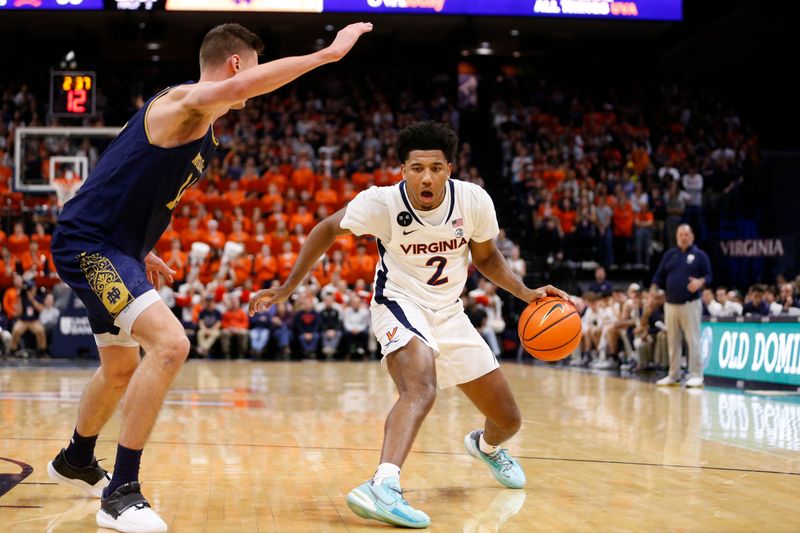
[53,171,83,208]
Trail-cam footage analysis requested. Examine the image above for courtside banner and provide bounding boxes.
[702,321,800,386]
[322,0,682,20]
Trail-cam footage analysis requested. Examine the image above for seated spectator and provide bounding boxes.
[702,288,720,316]
[318,294,343,359]
[271,300,294,359]
[343,295,370,360]
[771,283,800,316]
[7,222,29,257]
[220,295,249,358]
[39,292,60,347]
[714,287,743,317]
[588,266,613,297]
[292,296,320,359]
[196,295,222,357]
[249,306,274,360]
[743,285,770,316]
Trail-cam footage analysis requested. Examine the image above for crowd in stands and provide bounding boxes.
[493,81,758,271]
[0,80,509,360]
[571,266,800,371]
[0,80,796,372]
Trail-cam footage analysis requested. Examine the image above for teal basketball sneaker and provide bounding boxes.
[464,429,526,489]
[346,476,431,528]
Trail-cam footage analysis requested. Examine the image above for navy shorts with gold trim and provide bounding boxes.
[52,235,153,335]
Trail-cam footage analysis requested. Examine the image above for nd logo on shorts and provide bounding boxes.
[78,252,134,317]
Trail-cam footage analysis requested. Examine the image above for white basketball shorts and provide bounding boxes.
[370,297,499,389]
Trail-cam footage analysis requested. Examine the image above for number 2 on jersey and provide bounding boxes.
[426,256,448,286]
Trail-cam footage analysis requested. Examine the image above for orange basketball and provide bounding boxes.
[518,296,582,361]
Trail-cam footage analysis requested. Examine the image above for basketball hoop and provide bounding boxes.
[54,176,81,208]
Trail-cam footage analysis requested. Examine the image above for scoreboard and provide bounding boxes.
[50,71,97,117]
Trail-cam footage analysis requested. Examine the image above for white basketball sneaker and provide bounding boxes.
[685,377,705,388]
[96,482,167,533]
[656,375,680,386]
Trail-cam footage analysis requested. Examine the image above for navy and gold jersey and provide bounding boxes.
[55,84,218,261]
[52,84,217,335]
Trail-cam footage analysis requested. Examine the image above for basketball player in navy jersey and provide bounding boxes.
[250,122,570,528]
[46,22,372,533]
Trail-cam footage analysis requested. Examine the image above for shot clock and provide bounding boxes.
[50,71,96,117]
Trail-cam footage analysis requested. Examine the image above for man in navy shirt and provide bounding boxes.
[650,224,712,387]
[588,266,613,297]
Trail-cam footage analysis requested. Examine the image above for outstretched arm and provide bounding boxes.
[184,23,372,111]
[469,238,571,304]
[249,209,351,315]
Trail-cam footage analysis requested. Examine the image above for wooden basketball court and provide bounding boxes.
[2,360,799,532]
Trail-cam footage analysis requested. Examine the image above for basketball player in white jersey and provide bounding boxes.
[250,121,569,528]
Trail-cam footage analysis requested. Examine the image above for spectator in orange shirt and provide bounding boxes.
[253,244,278,288]
[612,193,635,265]
[535,192,561,229]
[290,153,317,193]
[277,241,298,282]
[223,181,246,208]
[288,224,307,253]
[172,205,192,232]
[556,197,577,234]
[351,164,373,191]
[340,181,358,205]
[7,222,29,257]
[271,220,290,256]
[328,250,352,286]
[330,232,355,256]
[164,239,188,283]
[314,177,340,212]
[220,294,249,358]
[229,251,253,286]
[203,220,226,250]
[260,183,283,214]
[246,221,272,255]
[31,223,51,252]
[266,203,289,233]
[289,205,315,234]
[3,274,19,319]
[634,201,654,266]
[181,218,204,251]
[227,220,250,245]
[347,244,377,286]
[157,223,180,255]
[230,206,252,233]
[198,249,222,285]
[262,163,288,194]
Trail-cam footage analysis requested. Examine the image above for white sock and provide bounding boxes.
[479,433,500,456]
[371,463,400,485]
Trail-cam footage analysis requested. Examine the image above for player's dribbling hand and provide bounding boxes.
[526,284,575,305]
[249,286,291,316]
[323,22,374,62]
[144,252,176,291]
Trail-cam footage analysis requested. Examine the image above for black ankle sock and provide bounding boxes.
[64,428,98,467]
[104,445,143,497]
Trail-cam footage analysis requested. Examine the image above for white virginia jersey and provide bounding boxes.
[340,179,499,310]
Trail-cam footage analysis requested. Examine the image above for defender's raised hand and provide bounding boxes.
[324,22,374,62]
